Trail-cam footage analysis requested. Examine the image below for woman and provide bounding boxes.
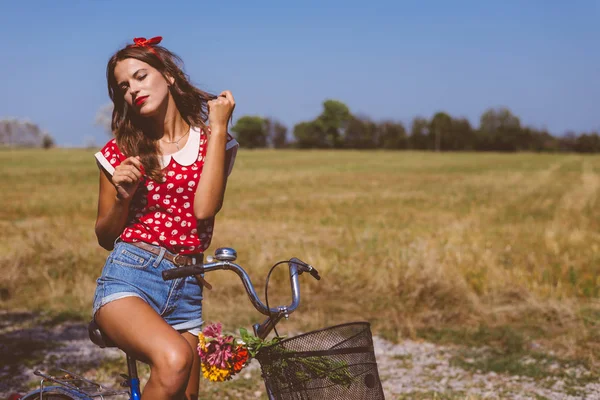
[92,36,238,400]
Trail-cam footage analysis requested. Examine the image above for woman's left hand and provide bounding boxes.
[208,90,235,132]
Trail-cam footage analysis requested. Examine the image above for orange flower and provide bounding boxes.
[232,346,249,372]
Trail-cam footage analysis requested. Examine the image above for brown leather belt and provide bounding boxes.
[128,241,212,290]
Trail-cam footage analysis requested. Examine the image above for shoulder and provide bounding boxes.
[95,138,125,175]
[99,138,126,157]
[100,138,119,151]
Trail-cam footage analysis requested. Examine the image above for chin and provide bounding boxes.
[137,104,160,118]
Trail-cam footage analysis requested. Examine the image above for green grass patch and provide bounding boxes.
[417,325,534,354]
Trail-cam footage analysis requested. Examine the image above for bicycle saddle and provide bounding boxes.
[88,320,117,348]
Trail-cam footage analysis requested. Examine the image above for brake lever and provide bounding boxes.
[293,259,321,280]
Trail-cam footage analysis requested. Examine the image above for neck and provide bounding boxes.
[151,93,189,141]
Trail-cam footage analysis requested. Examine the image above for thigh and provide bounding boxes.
[181,332,200,400]
[95,296,190,365]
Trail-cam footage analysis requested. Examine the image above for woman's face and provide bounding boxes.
[114,58,172,117]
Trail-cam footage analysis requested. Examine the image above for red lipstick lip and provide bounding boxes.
[135,96,149,106]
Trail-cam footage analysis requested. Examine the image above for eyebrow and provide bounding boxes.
[118,69,147,87]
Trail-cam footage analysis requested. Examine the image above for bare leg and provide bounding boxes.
[181,332,201,400]
[95,297,194,400]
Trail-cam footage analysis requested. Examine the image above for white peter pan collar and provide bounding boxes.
[160,126,201,169]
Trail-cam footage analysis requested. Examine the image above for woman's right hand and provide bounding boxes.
[112,156,144,200]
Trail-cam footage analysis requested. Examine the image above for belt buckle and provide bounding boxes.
[173,254,186,267]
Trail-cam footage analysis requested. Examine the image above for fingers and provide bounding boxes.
[220,91,235,112]
[208,91,235,109]
[219,90,235,107]
[122,156,143,170]
[122,164,143,180]
[116,169,140,184]
[118,157,142,176]
[115,165,142,181]
[113,156,143,187]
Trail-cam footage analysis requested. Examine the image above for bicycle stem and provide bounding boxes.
[254,312,286,340]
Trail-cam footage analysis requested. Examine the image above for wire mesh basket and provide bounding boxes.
[255,322,385,399]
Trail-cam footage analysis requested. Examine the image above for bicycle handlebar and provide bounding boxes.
[161,249,320,339]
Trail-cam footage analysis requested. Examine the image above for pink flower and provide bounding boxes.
[203,322,222,338]
[206,341,234,369]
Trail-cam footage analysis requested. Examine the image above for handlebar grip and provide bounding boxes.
[310,268,321,280]
[162,266,204,281]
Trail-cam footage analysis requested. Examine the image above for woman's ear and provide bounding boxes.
[164,73,175,86]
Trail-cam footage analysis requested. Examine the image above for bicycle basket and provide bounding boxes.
[255,322,385,400]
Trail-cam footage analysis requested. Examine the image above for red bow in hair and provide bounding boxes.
[132,36,163,47]
[130,36,163,59]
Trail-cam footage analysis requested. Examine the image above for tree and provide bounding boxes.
[448,118,475,151]
[293,121,326,148]
[574,133,600,153]
[478,107,523,151]
[265,118,288,148]
[409,117,430,150]
[429,112,452,151]
[344,115,377,149]
[377,121,407,149]
[558,131,578,152]
[42,134,55,149]
[231,116,268,148]
[95,103,113,135]
[479,107,521,132]
[316,99,351,148]
[0,118,52,148]
[0,119,14,145]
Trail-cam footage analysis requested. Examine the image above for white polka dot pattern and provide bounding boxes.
[95,130,238,255]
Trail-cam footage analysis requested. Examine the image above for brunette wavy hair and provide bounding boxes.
[106,41,215,181]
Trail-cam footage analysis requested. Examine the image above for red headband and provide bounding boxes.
[130,36,163,59]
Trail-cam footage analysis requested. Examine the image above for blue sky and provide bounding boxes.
[1,0,598,146]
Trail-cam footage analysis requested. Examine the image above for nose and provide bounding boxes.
[130,86,140,99]
[129,79,143,95]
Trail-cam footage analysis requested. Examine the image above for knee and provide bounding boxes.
[153,341,194,393]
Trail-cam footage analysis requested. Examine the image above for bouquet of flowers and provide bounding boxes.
[197,322,353,387]
[197,322,250,382]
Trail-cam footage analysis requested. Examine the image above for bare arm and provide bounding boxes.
[193,127,230,219]
[95,156,144,250]
[193,91,236,220]
[95,170,131,250]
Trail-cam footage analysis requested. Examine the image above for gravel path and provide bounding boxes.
[375,337,599,399]
[1,318,598,399]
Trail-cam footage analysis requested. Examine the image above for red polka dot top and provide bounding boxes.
[94,126,239,255]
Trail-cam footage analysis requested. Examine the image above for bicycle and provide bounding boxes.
[15,247,385,399]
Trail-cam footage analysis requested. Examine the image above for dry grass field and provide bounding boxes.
[1,148,599,396]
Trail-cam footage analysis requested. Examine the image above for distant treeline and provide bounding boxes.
[0,118,55,148]
[231,100,600,153]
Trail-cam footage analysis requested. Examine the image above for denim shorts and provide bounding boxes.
[92,240,204,335]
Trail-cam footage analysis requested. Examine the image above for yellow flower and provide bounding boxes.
[201,363,232,382]
[197,333,207,353]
